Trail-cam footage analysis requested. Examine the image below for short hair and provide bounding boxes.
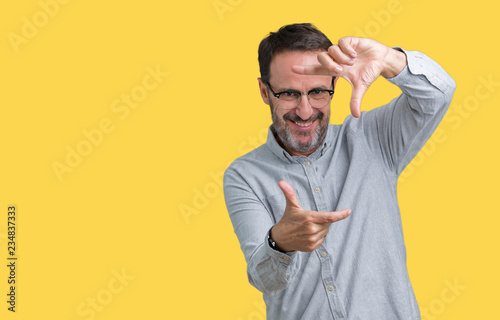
[258,23,333,84]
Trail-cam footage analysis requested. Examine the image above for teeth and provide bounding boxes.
[294,121,312,127]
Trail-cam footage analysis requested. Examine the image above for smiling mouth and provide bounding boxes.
[284,112,323,130]
[293,120,313,127]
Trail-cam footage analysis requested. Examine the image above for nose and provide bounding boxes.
[294,94,314,120]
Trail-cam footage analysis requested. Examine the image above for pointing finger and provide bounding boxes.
[313,209,352,224]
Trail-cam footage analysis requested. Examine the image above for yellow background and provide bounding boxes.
[1,0,498,319]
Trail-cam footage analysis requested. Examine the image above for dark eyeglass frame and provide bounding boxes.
[265,82,334,109]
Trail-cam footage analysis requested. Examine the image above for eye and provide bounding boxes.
[280,91,300,100]
[309,90,324,97]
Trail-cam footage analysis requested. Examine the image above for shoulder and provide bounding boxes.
[334,113,368,137]
[224,144,273,178]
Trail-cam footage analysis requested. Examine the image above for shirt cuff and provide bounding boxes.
[265,228,296,261]
[387,47,455,93]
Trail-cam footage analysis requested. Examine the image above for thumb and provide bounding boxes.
[278,180,301,209]
[350,83,368,118]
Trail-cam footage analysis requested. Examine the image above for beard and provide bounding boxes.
[270,99,330,154]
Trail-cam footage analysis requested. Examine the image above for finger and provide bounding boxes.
[278,180,301,209]
[313,209,351,224]
[338,37,358,58]
[327,45,354,66]
[292,50,342,75]
[310,237,326,251]
[350,83,369,118]
[317,52,344,74]
[291,64,332,76]
[297,230,327,252]
[315,224,331,239]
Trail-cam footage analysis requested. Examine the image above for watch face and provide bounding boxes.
[268,233,277,249]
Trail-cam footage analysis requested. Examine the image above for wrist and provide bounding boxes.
[381,47,407,78]
[269,226,293,253]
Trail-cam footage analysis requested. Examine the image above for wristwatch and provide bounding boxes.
[267,228,284,252]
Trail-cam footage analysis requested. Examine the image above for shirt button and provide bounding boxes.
[327,285,334,291]
[314,187,320,193]
[320,251,327,258]
[286,273,290,277]
[305,161,311,167]
[284,256,290,261]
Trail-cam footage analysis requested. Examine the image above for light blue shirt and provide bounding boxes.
[223,49,456,319]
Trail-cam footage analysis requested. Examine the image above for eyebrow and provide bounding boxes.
[275,85,331,92]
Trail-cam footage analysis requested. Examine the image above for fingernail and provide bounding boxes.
[292,65,304,73]
[348,60,354,66]
[334,67,342,73]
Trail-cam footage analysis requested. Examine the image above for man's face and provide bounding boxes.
[259,50,334,157]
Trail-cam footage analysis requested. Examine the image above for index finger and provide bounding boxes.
[291,64,333,76]
[311,209,352,224]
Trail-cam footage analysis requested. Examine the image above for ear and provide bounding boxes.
[258,78,270,105]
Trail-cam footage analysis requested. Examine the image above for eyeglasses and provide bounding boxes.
[266,82,334,109]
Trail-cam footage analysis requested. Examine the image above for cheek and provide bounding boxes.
[321,109,331,121]
[273,109,288,121]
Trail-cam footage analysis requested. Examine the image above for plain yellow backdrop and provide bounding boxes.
[0,0,499,319]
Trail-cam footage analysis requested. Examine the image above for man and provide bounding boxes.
[223,23,455,319]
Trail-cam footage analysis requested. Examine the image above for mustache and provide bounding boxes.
[283,112,324,122]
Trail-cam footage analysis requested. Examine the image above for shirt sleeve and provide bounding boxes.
[223,165,301,296]
[351,49,456,175]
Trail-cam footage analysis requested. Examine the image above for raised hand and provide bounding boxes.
[270,181,351,252]
[291,37,407,118]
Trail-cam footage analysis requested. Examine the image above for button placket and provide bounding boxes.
[317,246,346,318]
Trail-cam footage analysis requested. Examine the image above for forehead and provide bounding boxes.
[269,50,332,89]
